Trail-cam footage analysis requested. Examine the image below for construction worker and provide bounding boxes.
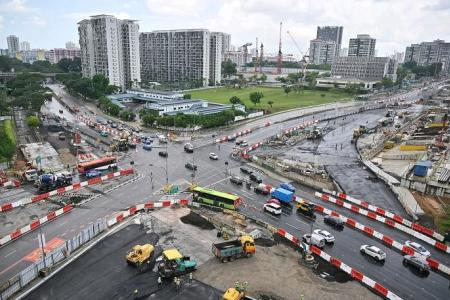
[157,276,162,289]
[176,277,181,292]
[189,272,193,283]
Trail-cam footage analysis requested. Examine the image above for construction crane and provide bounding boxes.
[259,43,264,73]
[254,37,259,74]
[286,30,310,81]
[241,42,252,73]
[276,22,283,75]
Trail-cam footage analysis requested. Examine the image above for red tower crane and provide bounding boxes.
[276,22,283,75]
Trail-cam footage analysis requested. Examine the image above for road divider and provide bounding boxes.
[0,169,134,213]
[215,128,253,143]
[322,189,444,242]
[277,228,402,300]
[314,192,450,254]
[314,204,450,276]
[0,205,73,247]
[0,179,21,188]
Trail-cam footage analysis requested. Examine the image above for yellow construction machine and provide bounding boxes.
[126,244,154,266]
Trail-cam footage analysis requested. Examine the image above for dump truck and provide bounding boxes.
[126,244,154,266]
[270,187,294,205]
[296,199,316,219]
[157,248,197,278]
[35,172,73,192]
[212,235,256,263]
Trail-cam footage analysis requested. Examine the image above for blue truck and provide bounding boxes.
[270,187,294,205]
[280,183,295,193]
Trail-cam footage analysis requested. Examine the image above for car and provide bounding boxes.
[403,255,430,273]
[185,162,197,171]
[240,141,249,147]
[313,229,335,243]
[263,203,282,215]
[280,183,295,193]
[249,173,263,183]
[142,143,152,151]
[158,151,168,157]
[209,153,219,160]
[128,143,137,149]
[360,245,386,262]
[404,241,431,257]
[107,120,113,125]
[227,135,236,142]
[235,140,243,145]
[100,131,109,137]
[324,215,344,229]
[58,132,66,140]
[302,233,325,248]
[254,185,269,195]
[85,169,102,178]
[111,123,118,128]
[230,176,244,185]
[184,143,194,153]
[266,198,281,206]
[240,167,253,175]
[118,126,124,131]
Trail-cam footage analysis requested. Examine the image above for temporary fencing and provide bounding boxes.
[215,128,253,143]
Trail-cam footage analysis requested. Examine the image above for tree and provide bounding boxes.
[259,73,267,83]
[249,92,263,106]
[183,93,192,99]
[275,76,287,84]
[222,59,237,78]
[381,77,394,89]
[284,86,292,96]
[26,116,40,127]
[142,114,156,127]
[268,100,274,108]
[229,96,241,105]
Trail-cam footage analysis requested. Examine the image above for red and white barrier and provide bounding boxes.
[323,189,444,242]
[0,169,134,213]
[314,192,450,254]
[0,205,73,247]
[314,204,450,276]
[277,228,402,300]
[0,179,21,188]
[107,199,189,227]
[215,128,253,144]
[264,121,272,127]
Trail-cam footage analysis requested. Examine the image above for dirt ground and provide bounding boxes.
[412,190,446,217]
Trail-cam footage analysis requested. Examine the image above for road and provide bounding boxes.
[1,81,448,300]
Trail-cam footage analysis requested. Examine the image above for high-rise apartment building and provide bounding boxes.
[309,39,336,65]
[78,15,140,89]
[20,41,30,51]
[340,47,348,57]
[316,26,343,56]
[65,41,79,49]
[7,35,19,58]
[405,40,450,73]
[348,34,376,57]
[49,48,81,64]
[140,29,228,88]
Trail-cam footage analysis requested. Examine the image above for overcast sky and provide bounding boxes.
[1,0,449,56]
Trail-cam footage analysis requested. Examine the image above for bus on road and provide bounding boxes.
[77,156,117,175]
[192,186,241,210]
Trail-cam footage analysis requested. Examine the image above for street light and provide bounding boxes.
[149,163,168,189]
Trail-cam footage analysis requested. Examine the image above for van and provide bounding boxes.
[302,233,326,248]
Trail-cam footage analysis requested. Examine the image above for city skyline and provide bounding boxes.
[0,0,449,56]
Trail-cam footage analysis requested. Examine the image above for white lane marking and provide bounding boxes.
[5,249,17,258]
[294,218,310,226]
[286,222,302,231]
[204,176,232,188]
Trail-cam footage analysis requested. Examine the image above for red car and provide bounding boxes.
[266,198,281,206]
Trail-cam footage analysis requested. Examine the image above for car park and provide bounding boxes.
[249,173,263,183]
[230,176,244,185]
[313,229,335,243]
[185,162,197,171]
[254,185,269,195]
[404,241,431,257]
[403,255,430,273]
[263,203,282,215]
[240,167,253,175]
[324,215,344,229]
[280,182,295,193]
[360,245,386,262]
[302,233,325,248]
[209,153,219,160]
[158,151,168,157]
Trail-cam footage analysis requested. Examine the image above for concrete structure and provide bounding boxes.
[309,39,336,65]
[48,48,81,64]
[15,49,46,64]
[78,15,141,90]
[316,77,377,90]
[65,41,78,49]
[6,35,19,58]
[126,88,183,100]
[316,26,343,56]
[348,34,376,57]
[145,99,244,116]
[140,29,228,88]
[405,40,450,73]
[20,41,30,51]
[19,142,65,172]
[224,50,248,69]
[331,56,397,81]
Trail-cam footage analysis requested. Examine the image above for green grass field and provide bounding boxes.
[189,86,352,113]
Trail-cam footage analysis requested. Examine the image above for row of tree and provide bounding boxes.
[98,96,136,121]
[0,55,81,74]
[56,73,119,100]
[5,73,52,111]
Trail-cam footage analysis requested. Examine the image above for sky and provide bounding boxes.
[0,0,450,56]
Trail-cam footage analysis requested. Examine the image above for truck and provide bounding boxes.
[35,172,73,192]
[126,244,154,266]
[270,187,294,205]
[24,168,38,182]
[157,248,197,278]
[212,235,256,263]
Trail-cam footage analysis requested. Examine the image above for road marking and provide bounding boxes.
[294,218,310,227]
[4,249,17,258]
[286,222,301,231]
[203,176,231,188]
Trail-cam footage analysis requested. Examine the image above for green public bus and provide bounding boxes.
[192,186,242,210]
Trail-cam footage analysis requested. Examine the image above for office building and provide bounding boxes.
[331,56,397,81]
[316,26,343,56]
[78,15,141,90]
[7,35,19,58]
[309,39,336,65]
[140,29,228,87]
[48,48,81,64]
[405,40,450,73]
[65,41,79,49]
[348,34,376,57]
[20,41,30,51]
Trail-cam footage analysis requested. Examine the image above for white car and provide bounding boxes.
[209,153,219,160]
[313,229,335,243]
[360,245,386,262]
[240,141,249,147]
[263,203,282,215]
[302,233,325,248]
[404,240,431,257]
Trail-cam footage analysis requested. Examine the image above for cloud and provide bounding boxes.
[147,0,207,16]
[30,15,46,27]
[0,0,33,13]
[426,0,450,10]
[0,15,3,30]
[65,11,131,22]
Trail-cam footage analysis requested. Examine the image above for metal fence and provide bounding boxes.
[0,219,107,300]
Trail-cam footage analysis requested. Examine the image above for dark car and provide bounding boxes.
[230,176,244,185]
[254,185,269,195]
[128,143,137,149]
[403,255,430,274]
[240,167,253,175]
[324,215,345,229]
[185,162,197,171]
[158,151,168,157]
[249,173,263,183]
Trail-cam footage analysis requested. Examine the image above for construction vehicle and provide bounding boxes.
[126,244,154,266]
[223,281,249,300]
[306,126,323,139]
[157,248,197,278]
[296,199,316,219]
[352,125,367,143]
[35,172,73,192]
[212,235,256,263]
